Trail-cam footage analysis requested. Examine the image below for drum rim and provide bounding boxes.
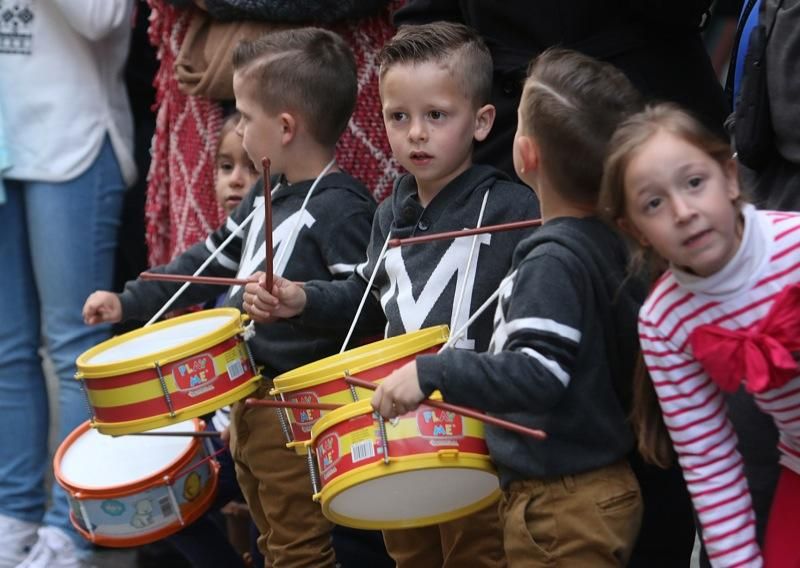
[53,419,205,497]
[316,454,500,530]
[75,308,244,378]
[272,326,449,391]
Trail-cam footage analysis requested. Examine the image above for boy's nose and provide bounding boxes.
[408,118,427,142]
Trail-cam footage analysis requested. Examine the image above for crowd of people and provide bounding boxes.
[1,0,799,567]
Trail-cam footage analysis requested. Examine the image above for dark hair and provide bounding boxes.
[378,21,492,106]
[519,48,642,205]
[232,27,357,147]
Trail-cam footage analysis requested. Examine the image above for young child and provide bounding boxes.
[143,111,257,568]
[243,21,540,568]
[369,48,646,566]
[83,28,377,567]
[599,103,800,567]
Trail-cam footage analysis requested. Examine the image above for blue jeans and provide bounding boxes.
[0,137,125,545]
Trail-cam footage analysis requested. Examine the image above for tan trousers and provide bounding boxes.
[382,502,507,568]
[500,461,643,567]
[230,385,336,568]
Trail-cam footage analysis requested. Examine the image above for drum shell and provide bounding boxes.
[271,326,449,453]
[307,398,501,530]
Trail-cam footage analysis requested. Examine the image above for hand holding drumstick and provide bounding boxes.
[242,271,306,323]
[371,361,427,419]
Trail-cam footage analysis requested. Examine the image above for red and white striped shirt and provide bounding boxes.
[639,205,800,568]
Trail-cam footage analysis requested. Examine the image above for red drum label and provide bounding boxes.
[288,392,321,428]
[317,432,341,481]
[417,408,463,443]
[318,414,376,482]
[173,354,216,391]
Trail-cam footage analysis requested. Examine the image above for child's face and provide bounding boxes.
[216,129,259,214]
[622,130,742,277]
[380,61,491,196]
[233,72,284,175]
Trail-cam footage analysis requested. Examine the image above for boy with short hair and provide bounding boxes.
[371,49,647,566]
[83,28,377,567]
[243,22,541,568]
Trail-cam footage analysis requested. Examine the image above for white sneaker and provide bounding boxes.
[0,514,39,568]
[15,526,89,568]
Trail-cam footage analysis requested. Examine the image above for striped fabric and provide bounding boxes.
[639,206,800,567]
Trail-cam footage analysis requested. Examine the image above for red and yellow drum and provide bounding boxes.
[305,397,501,530]
[54,419,218,547]
[76,308,262,435]
[270,326,449,453]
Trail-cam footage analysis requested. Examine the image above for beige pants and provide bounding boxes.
[382,502,507,568]
[230,385,335,568]
[501,461,643,567]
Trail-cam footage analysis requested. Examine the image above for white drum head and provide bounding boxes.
[59,421,197,488]
[328,468,499,523]
[86,315,233,365]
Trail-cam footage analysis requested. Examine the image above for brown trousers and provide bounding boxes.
[382,502,507,568]
[230,385,336,568]
[500,461,643,567]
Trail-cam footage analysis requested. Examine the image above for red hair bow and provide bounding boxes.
[688,284,800,393]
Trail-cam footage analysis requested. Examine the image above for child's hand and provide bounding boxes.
[371,361,425,419]
[83,291,122,325]
[243,272,307,322]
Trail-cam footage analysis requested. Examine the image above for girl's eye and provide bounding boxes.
[390,112,407,122]
[218,162,233,172]
[687,175,704,189]
[429,110,444,120]
[643,196,662,212]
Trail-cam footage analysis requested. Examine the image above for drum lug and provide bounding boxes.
[344,369,359,401]
[154,361,176,418]
[274,393,293,443]
[437,449,460,460]
[377,414,390,465]
[241,336,259,378]
[306,445,321,495]
[75,373,96,424]
[164,475,185,526]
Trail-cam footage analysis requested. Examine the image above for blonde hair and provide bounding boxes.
[518,48,642,205]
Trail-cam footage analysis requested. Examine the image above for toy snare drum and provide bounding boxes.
[76,308,261,435]
[54,419,219,547]
[271,326,449,454]
[305,398,501,530]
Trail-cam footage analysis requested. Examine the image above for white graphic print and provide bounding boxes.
[230,197,316,296]
[381,234,490,349]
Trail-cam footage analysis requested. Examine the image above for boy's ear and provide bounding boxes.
[514,134,539,175]
[279,112,297,145]
[617,217,650,247]
[473,104,496,142]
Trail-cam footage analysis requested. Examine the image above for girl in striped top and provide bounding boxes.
[600,103,800,567]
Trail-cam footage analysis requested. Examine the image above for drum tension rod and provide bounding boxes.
[344,370,359,402]
[154,362,176,418]
[307,446,321,495]
[377,415,390,465]
[75,373,96,424]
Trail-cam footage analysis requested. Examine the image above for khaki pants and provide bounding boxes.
[230,385,335,568]
[382,502,507,568]
[501,461,642,567]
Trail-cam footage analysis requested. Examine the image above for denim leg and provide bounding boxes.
[24,138,125,542]
[0,180,49,523]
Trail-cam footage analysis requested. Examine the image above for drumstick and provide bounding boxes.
[123,431,222,438]
[245,398,342,411]
[140,272,251,287]
[345,376,547,441]
[388,218,543,248]
[262,157,273,294]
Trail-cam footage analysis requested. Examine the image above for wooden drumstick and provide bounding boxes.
[388,218,543,248]
[140,272,251,287]
[245,398,342,412]
[262,157,273,293]
[345,376,547,441]
[123,431,222,438]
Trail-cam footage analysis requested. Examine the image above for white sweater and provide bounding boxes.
[640,205,800,567]
[0,0,136,185]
